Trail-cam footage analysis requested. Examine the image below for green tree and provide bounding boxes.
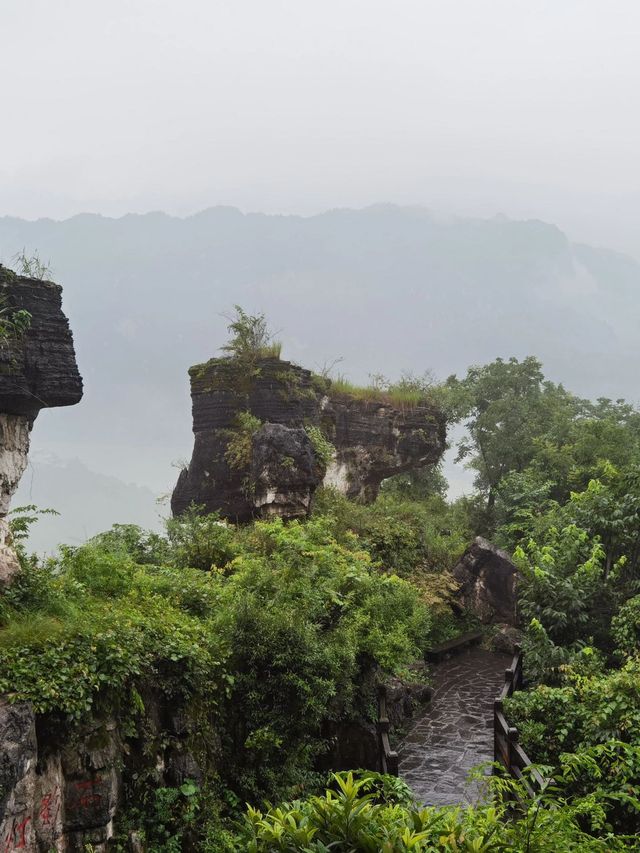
[447,357,571,522]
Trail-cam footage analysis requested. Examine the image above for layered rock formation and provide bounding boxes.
[0,266,83,587]
[172,356,446,521]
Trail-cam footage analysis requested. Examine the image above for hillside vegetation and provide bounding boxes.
[4,340,640,849]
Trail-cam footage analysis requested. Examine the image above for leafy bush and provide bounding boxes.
[514,522,611,652]
[212,516,431,798]
[612,594,640,659]
[0,546,228,719]
[235,768,631,852]
[313,489,469,577]
[220,305,281,361]
[304,425,335,468]
[506,656,640,764]
[225,411,263,471]
[166,505,239,571]
[0,512,433,804]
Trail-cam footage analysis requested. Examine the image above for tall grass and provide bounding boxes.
[330,376,427,408]
[256,341,282,359]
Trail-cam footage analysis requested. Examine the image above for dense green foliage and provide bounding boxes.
[6,350,640,849]
[443,358,640,842]
[1,507,436,820]
[236,766,637,852]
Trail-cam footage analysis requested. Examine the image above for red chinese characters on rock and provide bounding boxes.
[72,775,103,810]
[1,815,31,852]
[38,785,62,828]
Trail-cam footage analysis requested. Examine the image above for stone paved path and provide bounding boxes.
[397,647,510,807]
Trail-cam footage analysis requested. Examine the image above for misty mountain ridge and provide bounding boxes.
[1,203,638,549]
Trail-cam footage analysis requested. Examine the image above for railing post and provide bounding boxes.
[377,685,385,774]
[507,726,518,773]
[377,684,399,777]
[504,667,514,697]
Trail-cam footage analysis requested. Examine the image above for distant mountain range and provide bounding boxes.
[2,204,639,550]
[14,456,164,554]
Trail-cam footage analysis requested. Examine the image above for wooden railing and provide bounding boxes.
[493,647,546,796]
[377,686,399,776]
[425,630,484,663]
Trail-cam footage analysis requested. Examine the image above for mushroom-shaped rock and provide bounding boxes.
[172,355,446,522]
[0,266,83,588]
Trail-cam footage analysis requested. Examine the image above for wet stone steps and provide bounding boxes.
[397,647,510,807]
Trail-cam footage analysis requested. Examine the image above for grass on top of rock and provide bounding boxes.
[329,372,437,409]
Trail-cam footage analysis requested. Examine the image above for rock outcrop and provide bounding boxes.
[172,356,446,521]
[451,537,520,626]
[0,266,83,587]
[0,693,206,852]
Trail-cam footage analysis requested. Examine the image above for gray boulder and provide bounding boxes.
[452,537,520,625]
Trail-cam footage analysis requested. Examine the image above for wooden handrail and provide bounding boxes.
[377,687,399,776]
[493,646,547,795]
[425,630,484,663]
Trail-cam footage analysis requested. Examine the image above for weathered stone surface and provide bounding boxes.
[0,520,21,590]
[0,415,30,517]
[451,537,520,625]
[0,701,37,853]
[383,670,433,729]
[490,623,522,655]
[0,690,212,851]
[252,422,321,519]
[0,269,83,418]
[0,708,122,853]
[0,416,31,589]
[172,355,446,521]
[0,268,82,589]
[61,719,121,850]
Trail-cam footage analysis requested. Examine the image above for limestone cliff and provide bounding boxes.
[172,356,446,521]
[0,266,82,587]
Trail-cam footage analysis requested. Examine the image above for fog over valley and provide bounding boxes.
[1,205,639,548]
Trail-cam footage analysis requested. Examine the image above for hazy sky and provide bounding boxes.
[2,1,639,253]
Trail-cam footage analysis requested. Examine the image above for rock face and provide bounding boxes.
[0,693,206,852]
[172,356,446,521]
[451,537,520,625]
[0,267,83,588]
[0,702,121,853]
